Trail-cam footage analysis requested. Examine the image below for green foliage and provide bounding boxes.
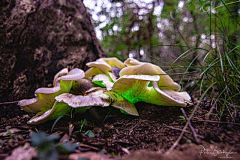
[78,119,88,132]
[179,115,186,123]
[6,129,13,139]
[85,130,95,138]
[176,0,240,120]
[31,132,59,160]
[51,115,66,132]
[77,119,95,138]
[57,141,79,154]
[31,132,78,160]
[199,0,239,120]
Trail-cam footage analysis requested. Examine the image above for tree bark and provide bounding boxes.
[0,0,103,102]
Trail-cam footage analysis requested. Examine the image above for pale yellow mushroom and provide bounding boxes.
[55,88,139,116]
[120,58,181,91]
[100,57,125,69]
[112,75,190,107]
[18,68,85,124]
[92,74,114,90]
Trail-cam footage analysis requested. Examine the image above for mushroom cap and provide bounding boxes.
[116,75,160,81]
[152,81,191,106]
[112,75,190,107]
[112,75,160,103]
[105,91,139,116]
[84,67,103,80]
[71,79,93,95]
[55,93,110,108]
[100,57,125,69]
[56,68,85,82]
[18,98,38,113]
[92,74,114,90]
[53,68,68,87]
[86,59,112,74]
[19,84,65,113]
[27,102,71,125]
[120,62,181,91]
[55,88,139,116]
[85,58,124,80]
[124,58,143,66]
[18,68,85,113]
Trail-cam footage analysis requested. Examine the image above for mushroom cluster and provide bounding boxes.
[18,58,191,125]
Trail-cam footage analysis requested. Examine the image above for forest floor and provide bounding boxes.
[0,97,240,160]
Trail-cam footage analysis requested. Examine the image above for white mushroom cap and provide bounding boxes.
[53,68,68,87]
[56,68,85,82]
[18,68,85,113]
[105,91,139,116]
[152,81,191,106]
[92,74,114,90]
[120,62,181,91]
[71,79,93,95]
[85,58,125,80]
[55,88,139,116]
[55,93,110,108]
[86,59,112,74]
[27,101,71,125]
[100,57,125,69]
[84,67,103,80]
[18,98,38,113]
[124,58,143,66]
[112,75,190,107]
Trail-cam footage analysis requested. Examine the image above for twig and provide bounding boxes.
[166,118,189,154]
[129,120,141,135]
[180,108,200,143]
[166,102,201,154]
[193,118,240,126]
[204,98,216,128]
[0,101,19,105]
[121,147,130,155]
[79,143,100,151]
[102,108,113,124]
[165,125,204,139]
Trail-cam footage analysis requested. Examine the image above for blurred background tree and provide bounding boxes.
[84,0,240,121]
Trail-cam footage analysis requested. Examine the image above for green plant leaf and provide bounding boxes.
[58,141,79,153]
[85,130,95,138]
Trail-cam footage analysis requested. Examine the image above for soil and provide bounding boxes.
[0,98,240,160]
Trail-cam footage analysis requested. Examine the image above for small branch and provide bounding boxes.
[193,118,240,126]
[166,118,189,154]
[166,96,202,154]
[102,108,113,124]
[204,98,217,128]
[165,125,204,139]
[129,120,141,135]
[166,108,201,154]
[180,108,200,143]
[0,101,19,105]
[79,143,100,151]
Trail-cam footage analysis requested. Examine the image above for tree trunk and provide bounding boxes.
[0,0,103,102]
